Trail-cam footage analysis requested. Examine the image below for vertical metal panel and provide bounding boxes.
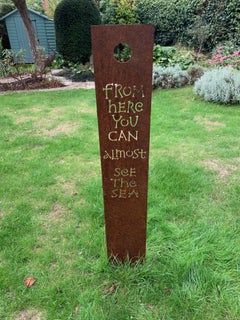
[92,24,154,263]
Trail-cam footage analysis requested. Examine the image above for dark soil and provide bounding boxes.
[0,75,64,93]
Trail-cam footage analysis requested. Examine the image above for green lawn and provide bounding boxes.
[0,87,239,320]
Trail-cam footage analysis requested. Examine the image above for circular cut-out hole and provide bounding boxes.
[114,43,132,62]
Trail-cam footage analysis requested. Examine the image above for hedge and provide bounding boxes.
[137,0,240,51]
[54,0,101,64]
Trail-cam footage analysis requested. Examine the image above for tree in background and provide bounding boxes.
[54,0,101,64]
[42,0,60,18]
[0,0,13,9]
[26,0,43,13]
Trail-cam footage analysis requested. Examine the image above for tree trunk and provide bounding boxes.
[12,0,42,72]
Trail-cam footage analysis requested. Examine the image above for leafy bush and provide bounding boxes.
[0,49,26,78]
[100,0,139,24]
[0,48,58,90]
[137,0,194,46]
[187,65,204,85]
[54,62,94,82]
[209,42,240,70]
[153,45,194,70]
[68,63,94,82]
[54,0,101,64]
[198,0,240,49]
[185,15,212,53]
[153,45,177,66]
[114,43,132,62]
[152,65,189,89]
[194,68,240,104]
[137,0,240,52]
[50,52,66,69]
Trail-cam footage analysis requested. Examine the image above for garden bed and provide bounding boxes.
[0,70,95,93]
[0,73,64,92]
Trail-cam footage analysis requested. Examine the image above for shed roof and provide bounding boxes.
[0,8,53,22]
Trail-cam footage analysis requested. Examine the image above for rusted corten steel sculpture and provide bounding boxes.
[91,24,154,262]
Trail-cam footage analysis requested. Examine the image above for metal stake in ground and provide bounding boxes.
[91,24,154,263]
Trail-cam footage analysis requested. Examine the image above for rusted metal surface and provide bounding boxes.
[91,24,154,263]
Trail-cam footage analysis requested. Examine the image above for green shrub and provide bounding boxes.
[153,45,194,70]
[194,68,240,104]
[50,52,66,69]
[137,0,240,52]
[199,0,240,49]
[114,43,132,62]
[137,0,196,46]
[187,0,240,52]
[152,65,189,89]
[54,0,101,64]
[0,49,26,78]
[185,15,213,53]
[153,45,177,66]
[187,65,204,85]
[68,62,94,82]
[54,62,94,82]
[100,0,139,24]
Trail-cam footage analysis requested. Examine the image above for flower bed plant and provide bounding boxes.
[153,65,190,89]
[153,45,194,70]
[209,42,240,70]
[194,68,240,104]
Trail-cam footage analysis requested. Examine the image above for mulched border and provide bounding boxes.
[0,76,64,92]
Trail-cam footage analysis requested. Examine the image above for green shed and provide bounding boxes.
[0,8,56,63]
